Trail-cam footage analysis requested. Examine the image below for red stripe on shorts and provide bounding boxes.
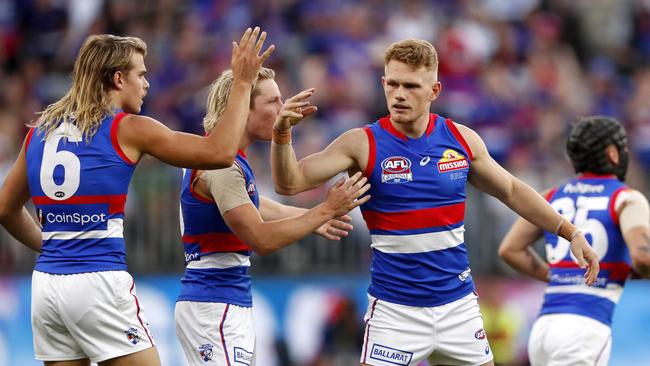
[220,304,232,366]
[129,279,154,345]
[362,298,379,363]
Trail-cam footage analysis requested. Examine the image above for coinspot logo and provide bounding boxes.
[46,212,107,226]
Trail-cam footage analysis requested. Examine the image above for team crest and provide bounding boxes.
[247,182,256,196]
[198,343,214,362]
[437,149,469,173]
[381,156,413,184]
[475,328,486,340]
[124,327,140,345]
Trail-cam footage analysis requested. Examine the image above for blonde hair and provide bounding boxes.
[203,67,275,133]
[34,34,147,140]
[384,39,438,72]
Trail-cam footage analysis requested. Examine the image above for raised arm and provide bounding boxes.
[118,27,274,169]
[270,88,368,194]
[0,136,43,252]
[617,190,650,277]
[222,172,369,255]
[458,123,599,285]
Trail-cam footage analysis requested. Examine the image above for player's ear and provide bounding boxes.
[605,144,619,165]
[112,70,124,90]
[430,81,442,101]
[381,75,386,88]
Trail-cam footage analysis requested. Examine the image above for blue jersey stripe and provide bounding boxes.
[368,245,474,306]
[540,293,615,326]
[177,267,252,307]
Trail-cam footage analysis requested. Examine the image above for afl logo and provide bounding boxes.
[437,149,469,173]
[55,191,65,198]
[381,156,413,184]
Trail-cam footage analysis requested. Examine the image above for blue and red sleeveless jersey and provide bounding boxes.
[540,174,632,326]
[360,113,475,307]
[177,152,259,307]
[25,112,136,274]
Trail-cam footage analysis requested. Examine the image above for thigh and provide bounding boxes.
[32,271,86,362]
[527,314,611,366]
[360,295,433,366]
[98,347,160,366]
[44,360,90,366]
[175,301,255,366]
[57,271,156,364]
[428,293,493,366]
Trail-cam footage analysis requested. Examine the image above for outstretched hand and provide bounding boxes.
[315,215,354,240]
[570,233,600,286]
[323,172,371,218]
[231,27,275,84]
[273,88,318,132]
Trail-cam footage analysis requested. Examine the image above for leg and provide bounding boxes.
[427,293,493,366]
[98,347,160,366]
[45,360,90,366]
[176,301,255,366]
[359,295,433,366]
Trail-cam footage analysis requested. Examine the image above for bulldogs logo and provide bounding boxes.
[124,327,140,345]
[381,156,413,184]
[437,149,469,173]
[198,343,214,362]
[247,182,256,196]
[475,328,486,340]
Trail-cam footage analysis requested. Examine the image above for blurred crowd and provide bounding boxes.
[2,0,650,274]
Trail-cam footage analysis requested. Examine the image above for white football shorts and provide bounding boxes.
[31,270,155,363]
[361,292,493,366]
[528,313,611,366]
[175,301,255,366]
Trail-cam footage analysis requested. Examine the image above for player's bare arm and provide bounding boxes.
[498,216,549,282]
[457,123,599,285]
[259,196,354,241]
[222,172,370,255]
[0,137,43,252]
[618,190,650,277]
[118,27,274,169]
[271,125,368,194]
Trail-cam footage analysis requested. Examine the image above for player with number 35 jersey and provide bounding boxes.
[499,116,650,366]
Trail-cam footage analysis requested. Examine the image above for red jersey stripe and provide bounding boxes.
[32,194,127,215]
[549,260,631,281]
[362,202,465,231]
[182,232,250,253]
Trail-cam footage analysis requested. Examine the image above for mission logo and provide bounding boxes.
[437,149,468,173]
[381,156,412,184]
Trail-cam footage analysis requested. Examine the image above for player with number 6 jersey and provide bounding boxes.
[499,116,650,366]
[0,27,273,366]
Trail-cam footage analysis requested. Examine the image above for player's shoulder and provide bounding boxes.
[617,188,649,206]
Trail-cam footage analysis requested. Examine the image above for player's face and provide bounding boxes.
[382,60,441,125]
[118,53,149,114]
[247,78,282,141]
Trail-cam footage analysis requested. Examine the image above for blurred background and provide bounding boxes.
[1,0,650,365]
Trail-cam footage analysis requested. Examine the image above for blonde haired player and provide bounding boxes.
[0,27,272,366]
[174,66,370,365]
[270,38,600,366]
[499,116,650,366]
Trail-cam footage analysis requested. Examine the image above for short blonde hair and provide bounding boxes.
[203,67,275,133]
[384,39,438,72]
[35,34,147,140]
